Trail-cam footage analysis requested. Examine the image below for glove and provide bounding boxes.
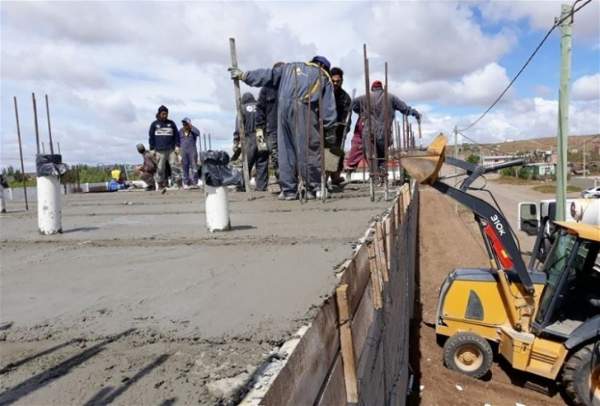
[413,111,421,122]
[228,67,245,81]
[231,142,242,161]
[175,146,180,155]
[256,128,268,152]
[324,127,337,148]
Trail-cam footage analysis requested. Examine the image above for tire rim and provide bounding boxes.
[454,344,483,372]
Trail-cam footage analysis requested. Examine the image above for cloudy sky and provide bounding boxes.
[1,0,599,170]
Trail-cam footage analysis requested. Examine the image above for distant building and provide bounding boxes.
[524,162,556,179]
[481,155,520,166]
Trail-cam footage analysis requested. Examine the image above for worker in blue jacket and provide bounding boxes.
[148,105,180,190]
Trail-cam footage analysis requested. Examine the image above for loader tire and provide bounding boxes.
[563,343,600,406]
[443,332,493,379]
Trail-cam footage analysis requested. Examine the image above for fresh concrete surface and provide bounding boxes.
[0,185,389,405]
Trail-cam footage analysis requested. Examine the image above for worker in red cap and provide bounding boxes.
[351,81,420,183]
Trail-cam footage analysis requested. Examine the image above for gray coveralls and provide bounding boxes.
[179,126,199,186]
[242,62,337,195]
[352,89,419,173]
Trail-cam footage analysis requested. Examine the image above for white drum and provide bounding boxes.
[205,185,231,232]
[37,176,62,234]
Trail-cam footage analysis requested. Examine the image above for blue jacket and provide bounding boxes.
[149,119,179,151]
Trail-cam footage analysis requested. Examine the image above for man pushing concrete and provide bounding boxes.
[352,81,420,183]
[229,56,337,200]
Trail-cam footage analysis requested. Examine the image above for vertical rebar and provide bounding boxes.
[45,94,55,155]
[383,62,389,201]
[57,142,61,155]
[363,44,375,201]
[42,142,46,154]
[32,93,41,154]
[203,133,208,152]
[13,97,29,210]
[318,75,326,202]
[208,132,212,150]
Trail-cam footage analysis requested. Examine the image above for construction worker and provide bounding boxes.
[352,81,420,182]
[179,117,200,189]
[148,105,180,190]
[344,118,365,172]
[135,143,157,191]
[327,67,352,187]
[256,62,284,184]
[233,93,269,192]
[229,56,337,200]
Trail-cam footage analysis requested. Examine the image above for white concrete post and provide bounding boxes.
[37,175,62,234]
[205,185,230,232]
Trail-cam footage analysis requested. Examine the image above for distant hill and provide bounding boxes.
[455,134,600,156]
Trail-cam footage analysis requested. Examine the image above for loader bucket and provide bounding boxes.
[399,134,447,184]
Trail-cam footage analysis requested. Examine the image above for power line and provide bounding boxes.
[458,0,593,133]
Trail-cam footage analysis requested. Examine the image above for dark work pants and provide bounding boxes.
[246,139,269,191]
[277,100,321,194]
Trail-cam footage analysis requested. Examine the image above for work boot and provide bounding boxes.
[278,192,296,201]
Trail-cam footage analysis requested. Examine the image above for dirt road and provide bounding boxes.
[0,186,387,405]
[412,187,565,406]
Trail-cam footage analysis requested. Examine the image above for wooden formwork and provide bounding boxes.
[248,183,419,406]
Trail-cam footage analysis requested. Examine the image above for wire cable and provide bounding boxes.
[458,0,593,133]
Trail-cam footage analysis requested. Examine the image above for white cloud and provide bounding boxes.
[394,63,511,106]
[572,73,600,101]
[480,1,600,41]
[0,1,598,170]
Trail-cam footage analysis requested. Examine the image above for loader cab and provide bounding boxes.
[533,224,600,339]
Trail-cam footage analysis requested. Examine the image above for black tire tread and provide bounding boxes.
[562,343,597,406]
[443,332,493,379]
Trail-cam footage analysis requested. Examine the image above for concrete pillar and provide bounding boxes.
[37,175,62,234]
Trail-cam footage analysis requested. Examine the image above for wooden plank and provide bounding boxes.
[335,284,358,403]
[262,296,339,405]
[375,221,389,282]
[339,241,371,316]
[316,354,346,406]
[318,279,375,404]
[367,243,382,310]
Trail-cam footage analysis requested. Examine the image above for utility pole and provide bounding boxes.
[556,3,572,221]
[582,138,587,178]
[454,126,459,213]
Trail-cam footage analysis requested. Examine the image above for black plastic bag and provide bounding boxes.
[36,154,68,177]
[200,151,242,187]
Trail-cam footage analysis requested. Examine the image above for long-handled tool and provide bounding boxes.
[296,68,307,203]
[45,95,55,155]
[363,44,375,202]
[318,75,327,202]
[13,97,28,211]
[383,62,390,201]
[228,38,252,199]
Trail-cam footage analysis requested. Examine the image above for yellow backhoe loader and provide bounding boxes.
[401,134,599,406]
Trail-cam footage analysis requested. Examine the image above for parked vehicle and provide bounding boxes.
[582,186,600,199]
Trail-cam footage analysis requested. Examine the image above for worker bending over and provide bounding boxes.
[229,56,337,201]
